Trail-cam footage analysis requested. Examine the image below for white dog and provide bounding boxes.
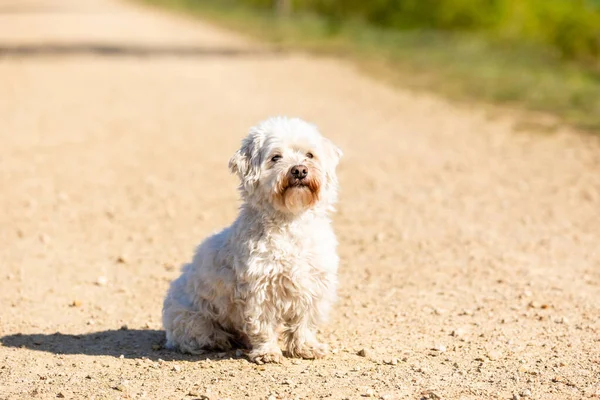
[162,116,342,364]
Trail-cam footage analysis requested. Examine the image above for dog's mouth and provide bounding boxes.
[272,174,322,213]
[288,180,310,189]
[285,176,320,193]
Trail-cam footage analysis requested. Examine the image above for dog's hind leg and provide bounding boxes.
[163,298,232,354]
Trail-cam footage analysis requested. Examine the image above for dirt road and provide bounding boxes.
[1,0,599,399]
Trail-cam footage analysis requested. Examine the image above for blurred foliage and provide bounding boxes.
[220,0,600,63]
[141,0,600,132]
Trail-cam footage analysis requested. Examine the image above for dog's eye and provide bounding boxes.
[271,155,282,162]
[306,152,314,159]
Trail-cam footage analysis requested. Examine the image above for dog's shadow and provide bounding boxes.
[0,329,244,362]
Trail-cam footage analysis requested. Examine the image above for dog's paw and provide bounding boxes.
[248,346,284,364]
[289,342,329,360]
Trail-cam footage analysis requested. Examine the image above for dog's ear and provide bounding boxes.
[229,133,263,193]
[320,136,342,193]
[324,137,343,168]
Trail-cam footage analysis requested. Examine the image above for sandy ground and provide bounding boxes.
[1,0,600,399]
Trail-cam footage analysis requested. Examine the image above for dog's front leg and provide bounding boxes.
[282,270,334,359]
[283,308,329,359]
[241,297,284,364]
[284,321,328,360]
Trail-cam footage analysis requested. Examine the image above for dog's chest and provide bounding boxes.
[244,220,336,279]
[234,219,337,316]
[273,220,334,265]
[256,234,324,306]
[263,230,318,273]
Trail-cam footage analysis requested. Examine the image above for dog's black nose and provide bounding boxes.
[291,165,308,180]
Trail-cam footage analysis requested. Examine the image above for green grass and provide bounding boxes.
[139,0,600,132]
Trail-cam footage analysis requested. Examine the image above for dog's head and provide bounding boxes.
[229,116,342,215]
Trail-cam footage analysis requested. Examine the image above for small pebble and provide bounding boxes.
[172,364,181,372]
[420,390,441,399]
[357,348,369,357]
[433,344,446,353]
[95,276,108,286]
[163,263,175,271]
[520,389,532,397]
[70,300,82,307]
[363,388,374,397]
[451,328,465,337]
[528,301,540,309]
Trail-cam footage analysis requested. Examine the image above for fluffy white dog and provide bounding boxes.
[162,116,342,364]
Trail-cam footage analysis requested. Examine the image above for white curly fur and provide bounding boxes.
[162,116,342,363]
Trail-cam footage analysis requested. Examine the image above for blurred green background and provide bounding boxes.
[142,0,600,132]
[246,0,600,62]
